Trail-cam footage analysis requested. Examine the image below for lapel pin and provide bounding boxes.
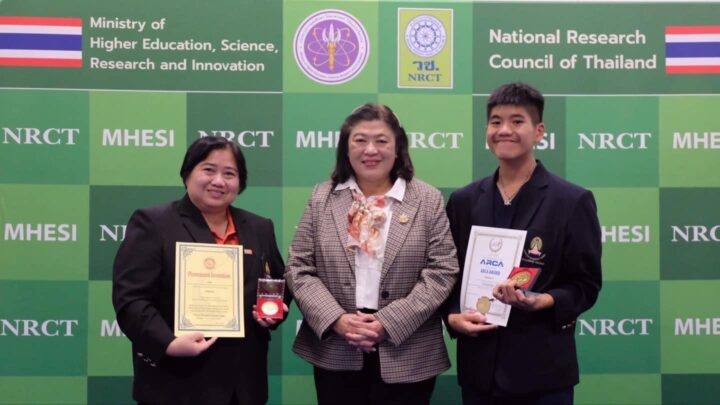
[399,214,409,224]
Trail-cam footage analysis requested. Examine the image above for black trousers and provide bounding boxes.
[461,385,574,405]
[138,391,254,405]
[313,350,436,405]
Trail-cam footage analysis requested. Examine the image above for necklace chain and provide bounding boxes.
[497,165,535,206]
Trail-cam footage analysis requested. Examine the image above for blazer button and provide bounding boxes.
[381,291,389,299]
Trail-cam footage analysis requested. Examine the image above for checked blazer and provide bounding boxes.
[285,178,459,384]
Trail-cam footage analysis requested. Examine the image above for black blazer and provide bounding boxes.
[445,162,602,395]
[112,195,286,405]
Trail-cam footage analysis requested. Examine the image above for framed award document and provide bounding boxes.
[174,242,245,338]
[459,226,527,327]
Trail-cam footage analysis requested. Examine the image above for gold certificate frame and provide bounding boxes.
[174,242,245,338]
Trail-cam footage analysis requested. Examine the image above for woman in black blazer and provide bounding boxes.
[112,136,288,405]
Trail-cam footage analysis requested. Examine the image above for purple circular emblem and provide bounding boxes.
[405,15,446,58]
[294,9,369,85]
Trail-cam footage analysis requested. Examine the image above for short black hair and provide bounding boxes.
[331,103,414,186]
[487,82,544,125]
[180,136,248,194]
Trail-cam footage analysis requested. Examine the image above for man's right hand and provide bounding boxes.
[448,312,499,337]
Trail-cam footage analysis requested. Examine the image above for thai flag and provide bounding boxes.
[665,26,720,74]
[0,16,82,68]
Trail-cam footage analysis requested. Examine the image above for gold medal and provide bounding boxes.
[476,296,492,314]
[511,271,531,285]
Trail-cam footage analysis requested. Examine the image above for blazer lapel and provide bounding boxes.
[381,180,420,282]
[512,162,549,230]
[177,195,215,244]
[330,187,356,273]
[471,176,495,227]
[230,207,262,281]
[229,207,247,249]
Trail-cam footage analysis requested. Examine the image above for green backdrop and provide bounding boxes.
[1,1,719,404]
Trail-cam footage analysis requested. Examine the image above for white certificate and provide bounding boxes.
[459,226,527,327]
[174,242,245,338]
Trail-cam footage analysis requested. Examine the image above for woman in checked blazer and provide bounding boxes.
[285,103,459,405]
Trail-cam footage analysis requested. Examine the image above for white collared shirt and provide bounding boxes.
[335,177,407,309]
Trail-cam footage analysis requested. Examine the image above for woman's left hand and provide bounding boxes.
[344,311,387,352]
[252,302,289,328]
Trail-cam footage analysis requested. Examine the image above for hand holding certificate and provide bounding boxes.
[459,226,527,327]
[175,242,245,338]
